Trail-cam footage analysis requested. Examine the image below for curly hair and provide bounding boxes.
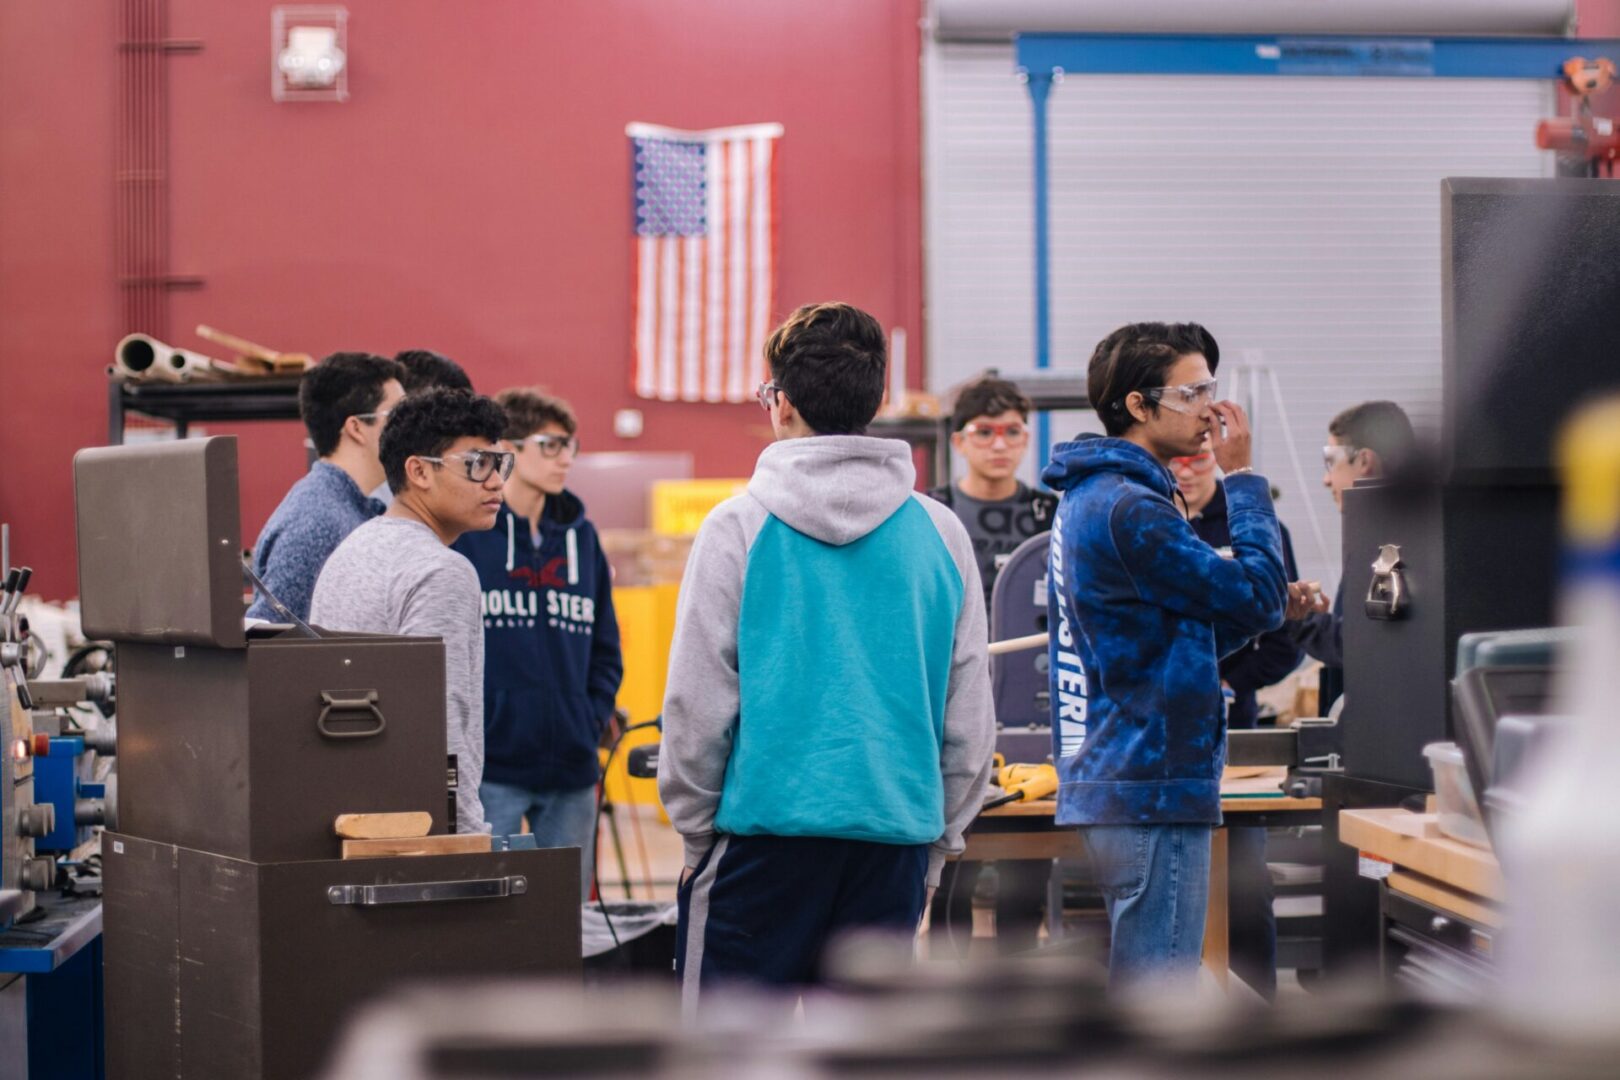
[380,388,508,494]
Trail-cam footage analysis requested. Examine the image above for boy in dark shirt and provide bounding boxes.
[928,377,1056,954]
[929,377,1056,611]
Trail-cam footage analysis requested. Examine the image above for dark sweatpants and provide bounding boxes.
[676,834,928,1003]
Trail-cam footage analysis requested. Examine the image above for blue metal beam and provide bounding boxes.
[1017,33,1620,80]
[1026,69,1055,472]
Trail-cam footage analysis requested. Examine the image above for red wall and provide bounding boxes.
[0,0,924,600]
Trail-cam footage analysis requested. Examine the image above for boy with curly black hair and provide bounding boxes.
[312,388,512,834]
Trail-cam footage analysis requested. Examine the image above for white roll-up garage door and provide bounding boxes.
[923,40,1555,585]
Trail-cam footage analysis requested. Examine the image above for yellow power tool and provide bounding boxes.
[983,752,1058,810]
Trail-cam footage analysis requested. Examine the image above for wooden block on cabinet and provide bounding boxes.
[341,834,491,859]
[334,812,433,840]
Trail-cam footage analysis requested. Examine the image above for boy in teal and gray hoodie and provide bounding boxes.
[659,303,996,1004]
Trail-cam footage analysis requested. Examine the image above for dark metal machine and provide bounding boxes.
[78,436,581,1079]
[1323,177,1620,976]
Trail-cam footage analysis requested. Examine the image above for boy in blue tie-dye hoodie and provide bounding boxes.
[1043,322,1289,992]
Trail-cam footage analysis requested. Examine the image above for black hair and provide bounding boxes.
[1087,322,1220,437]
[394,350,473,394]
[1329,400,1415,472]
[298,352,405,458]
[764,302,887,435]
[380,388,509,494]
[950,376,1031,432]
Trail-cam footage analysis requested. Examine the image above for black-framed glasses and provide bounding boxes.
[517,433,579,459]
[756,380,782,411]
[415,449,515,483]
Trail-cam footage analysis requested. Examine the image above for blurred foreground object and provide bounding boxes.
[1495,396,1620,1039]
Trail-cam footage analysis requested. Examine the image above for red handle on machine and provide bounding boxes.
[1536,117,1620,160]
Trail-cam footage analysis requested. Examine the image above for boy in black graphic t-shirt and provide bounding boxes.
[927,376,1056,954]
[929,377,1057,612]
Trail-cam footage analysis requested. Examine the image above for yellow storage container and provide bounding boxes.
[650,479,748,537]
[603,582,682,808]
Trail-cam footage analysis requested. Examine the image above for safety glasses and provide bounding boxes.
[756,380,782,411]
[352,408,392,424]
[1323,444,1359,470]
[416,449,515,484]
[1143,378,1218,415]
[1169,451,1215,474]
[517,433,579,459]
[961,420,1029,447]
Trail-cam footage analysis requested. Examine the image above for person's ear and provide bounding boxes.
[776,390,797,428]
[1358,448,1383,477]
[405,456,433,492]
[1125,391,1152,425]
[950,429,966,453]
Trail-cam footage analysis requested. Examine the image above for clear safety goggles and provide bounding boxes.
[1144,378,1218,415]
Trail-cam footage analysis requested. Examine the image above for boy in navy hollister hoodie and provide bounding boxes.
[453,389,622,897]
[1043,323,1291,992]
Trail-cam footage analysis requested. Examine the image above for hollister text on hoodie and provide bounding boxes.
[1042,437,1287,827]
[453,490,623,793]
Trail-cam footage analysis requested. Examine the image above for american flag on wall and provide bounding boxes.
[627,122,783,403]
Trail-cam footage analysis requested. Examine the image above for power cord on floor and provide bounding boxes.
[591,715,662,953]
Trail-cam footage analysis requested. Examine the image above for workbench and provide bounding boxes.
[1338,807,1503,995]
[960,768,1322,986]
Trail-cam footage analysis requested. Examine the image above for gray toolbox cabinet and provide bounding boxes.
[103,833,581,1079]
[77,437,586,1080]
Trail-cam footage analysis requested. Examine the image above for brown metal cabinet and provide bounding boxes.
[103,833,582,1079]
[77,438,587,1080]
[115,634,452,863]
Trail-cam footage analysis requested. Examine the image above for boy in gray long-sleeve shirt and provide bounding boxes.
[311,389,513,835]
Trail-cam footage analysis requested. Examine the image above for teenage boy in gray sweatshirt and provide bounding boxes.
[659,302,997,1005]
[311,389,511,835]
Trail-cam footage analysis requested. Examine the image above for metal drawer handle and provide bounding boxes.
[327,876,528,907]
[318,690,386,739]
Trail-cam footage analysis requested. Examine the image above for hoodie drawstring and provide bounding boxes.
[566,527,579,585]
[505,513,515,572]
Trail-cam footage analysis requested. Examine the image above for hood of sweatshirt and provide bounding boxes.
[496,489,587,578]
[747,435,917,546]
[1041,434,1175,501]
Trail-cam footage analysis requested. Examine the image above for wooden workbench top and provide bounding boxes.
[980,768,1322,819]
[1339,807,1505,902]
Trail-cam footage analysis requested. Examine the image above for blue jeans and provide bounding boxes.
[1082,824,1212,991]
[480,780,597,901]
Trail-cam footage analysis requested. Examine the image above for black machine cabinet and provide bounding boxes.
[1324,178,1620,977]
[116,635,452,862]
[1442,178,1620,483]
[1340,481,1560,790]
[103,834,581,1079]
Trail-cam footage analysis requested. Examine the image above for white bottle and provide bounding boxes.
[1494,397,1620,1040]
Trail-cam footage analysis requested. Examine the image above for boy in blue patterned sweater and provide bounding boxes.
[1044,322,1291,991]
